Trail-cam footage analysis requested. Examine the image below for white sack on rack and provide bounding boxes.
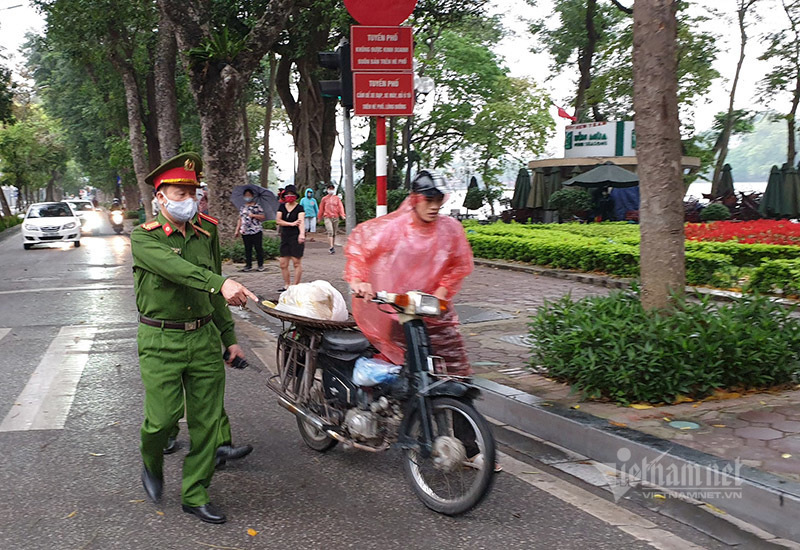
[275,280,348,321]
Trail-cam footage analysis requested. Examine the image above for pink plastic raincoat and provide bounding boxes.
[344,197,474,375]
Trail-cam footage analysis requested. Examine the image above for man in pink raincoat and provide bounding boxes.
[344,170,474,376]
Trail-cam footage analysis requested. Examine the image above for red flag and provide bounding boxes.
[556,105,577,122]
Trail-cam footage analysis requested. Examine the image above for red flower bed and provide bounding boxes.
[685,220,800,245]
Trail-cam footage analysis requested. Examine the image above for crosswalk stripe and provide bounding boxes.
[0,325,98,432]
[0,284,133,296]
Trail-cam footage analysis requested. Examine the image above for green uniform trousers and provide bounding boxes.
[138,321,225,507]
[168,407,233,447]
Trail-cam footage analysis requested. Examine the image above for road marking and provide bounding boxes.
[0,285,133,296]
[0,325,98,432]
[499,451,706,550]
[0,328,11,343]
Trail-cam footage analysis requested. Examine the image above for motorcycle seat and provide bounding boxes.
[322,330,370,359]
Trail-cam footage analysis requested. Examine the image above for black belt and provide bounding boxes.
[138,314,213,331]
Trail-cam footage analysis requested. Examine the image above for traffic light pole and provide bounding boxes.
[343,107,356,234]
[376,116,387,217]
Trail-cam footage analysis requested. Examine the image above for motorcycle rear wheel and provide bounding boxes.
[296,379,338,452]
[402,397,496,515]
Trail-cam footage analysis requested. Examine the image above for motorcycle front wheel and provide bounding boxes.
[296,379,338,452]
[402,396,496,515]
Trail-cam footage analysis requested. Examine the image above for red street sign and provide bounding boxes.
[344,0,417,26]
[351,26,413,72]
[353,72,414,117]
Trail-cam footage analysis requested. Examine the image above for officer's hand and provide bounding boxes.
[221,279,258,307]
[225,344,245,367]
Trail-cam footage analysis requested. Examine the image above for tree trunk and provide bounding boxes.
[574,0,599,122]
[260,53,277,187]
[275,55,337,190]
[789,76,800,166]
[195,65,248,243]
[45,171,56,202]
[144,71,162,171]
[0,185,12,216]
[711,2,750,194]
[633,0,685,310]
[154,7,181,161]
[242,98,251,168]
[119,65,154,220]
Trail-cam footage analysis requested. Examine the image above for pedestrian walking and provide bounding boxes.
[300,188,319,241]
[319,183,346,254]
[276,184,305,291]
[234,188,267,272]
[131,152,258,524]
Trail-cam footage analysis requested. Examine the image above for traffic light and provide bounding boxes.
[318,41,353,110]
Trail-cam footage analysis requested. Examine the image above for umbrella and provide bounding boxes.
[783,165,800,218]
[543,168,562,210]
[562,162,639,189]
[759,166,784,218]
[717,164,735,197]
[525,168,545,209]
[510,168,531,209]
[231,184,278,220]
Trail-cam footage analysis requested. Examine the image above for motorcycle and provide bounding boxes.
[260,290,496,515]
[109,209,124,234]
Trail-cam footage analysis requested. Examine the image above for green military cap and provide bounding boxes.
[146,152,203,190]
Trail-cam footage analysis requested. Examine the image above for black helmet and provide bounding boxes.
[112,198,120,204]
[411,170,446,198]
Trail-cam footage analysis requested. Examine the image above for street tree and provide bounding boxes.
[158,0,295,241]
[529,0,719,127]
[758,0,800,166]
[633,0,685,310]
[711,0,761,195]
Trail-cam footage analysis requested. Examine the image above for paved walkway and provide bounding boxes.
[225,228,800,483]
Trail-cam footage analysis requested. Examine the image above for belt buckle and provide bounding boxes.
[185,320,198,331]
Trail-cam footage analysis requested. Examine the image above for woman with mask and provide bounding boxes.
[233,189,266,272]
[299,188,319,241]
[275,184,305,291]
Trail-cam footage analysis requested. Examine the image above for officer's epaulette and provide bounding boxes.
[141,221,162,231]
[198,212,219,225]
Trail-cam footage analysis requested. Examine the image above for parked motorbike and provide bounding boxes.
[261,290,496,515]
[109,210,124,234]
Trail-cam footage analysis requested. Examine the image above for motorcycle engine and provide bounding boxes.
[345,409,378,441]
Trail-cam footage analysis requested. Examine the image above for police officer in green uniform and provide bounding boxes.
[131,152,257,524]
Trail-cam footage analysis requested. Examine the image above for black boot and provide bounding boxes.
[141,465,163,503]
[163,437,178,455]
[216,444,253,462]
[182,503,226,524]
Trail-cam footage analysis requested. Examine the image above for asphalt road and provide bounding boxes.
[0,217,733,549]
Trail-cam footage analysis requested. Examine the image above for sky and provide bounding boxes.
[0,0,795,182]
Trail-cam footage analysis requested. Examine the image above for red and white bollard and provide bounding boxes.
[376,116,387,217]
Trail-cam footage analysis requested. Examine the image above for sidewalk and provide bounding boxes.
[224,228,800,485]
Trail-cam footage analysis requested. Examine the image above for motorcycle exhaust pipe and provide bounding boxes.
[277,397,389,453]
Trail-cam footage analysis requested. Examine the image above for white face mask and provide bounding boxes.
[160,194,197,223]
[327,190,335,195]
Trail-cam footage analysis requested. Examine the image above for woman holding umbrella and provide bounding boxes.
[276,184,305,291]
[234,188,267,272]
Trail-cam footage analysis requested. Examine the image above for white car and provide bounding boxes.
[65,199,101,233]
[22,202,82,249]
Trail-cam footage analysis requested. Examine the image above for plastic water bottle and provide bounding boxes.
[353,357,401,387]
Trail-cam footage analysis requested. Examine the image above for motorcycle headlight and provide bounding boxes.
[112,212,123,221]
[63,222,77,229]
[416,294,444,317]
[24,224,37,231]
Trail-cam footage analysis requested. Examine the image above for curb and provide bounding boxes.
[471,376,800,543]
[0,224,21,244]
[473,257,800,306]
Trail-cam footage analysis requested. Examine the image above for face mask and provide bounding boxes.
[285,194,297,203]
[160,195,197,223]
[327,190,335,195]
[244,196,254,203]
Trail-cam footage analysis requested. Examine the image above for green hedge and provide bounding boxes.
[748,258,800,297]
[0,216,23,231]
[531,290,800,404]
[686,240,800,266]
[466,232,732,285]
[220,236,280,263]
[262,220,277,230]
